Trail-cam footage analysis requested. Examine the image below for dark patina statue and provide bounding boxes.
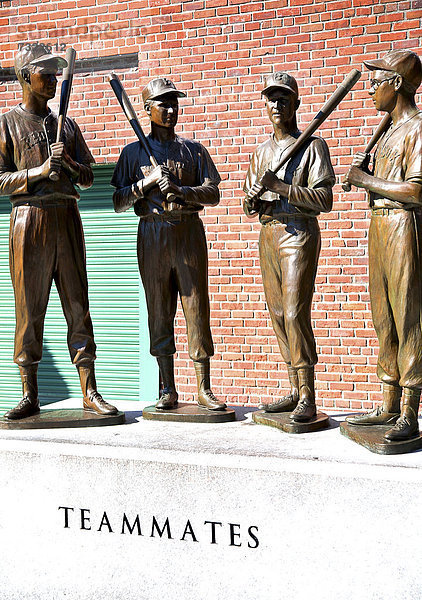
[0,44,117,419]
[343,49,422,442]
[111,77,226,412]
[244,72,335,422]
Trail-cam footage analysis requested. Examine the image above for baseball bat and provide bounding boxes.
[342,112,392,192]
[49,47,77,181]
[249,69,362,205]
[108,72,179,205]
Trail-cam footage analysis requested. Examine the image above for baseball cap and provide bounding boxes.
[14,43,67,77]
[142,78,186,105]
[364,49,422,93]
[262,72,299,98]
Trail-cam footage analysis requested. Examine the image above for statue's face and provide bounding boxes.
[369,69,397,112]
[28,63,58,100]
[147,93,179,128]
[264,88,297,127]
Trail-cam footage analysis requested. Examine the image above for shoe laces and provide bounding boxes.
[204,389,219,402]
[16,396,34,408]
[89,391,105,403]
[393,415,411,430]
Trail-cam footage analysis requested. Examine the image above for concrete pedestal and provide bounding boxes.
[1,400,422,600]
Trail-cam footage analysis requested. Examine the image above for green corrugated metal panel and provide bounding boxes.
[0,163,158,412]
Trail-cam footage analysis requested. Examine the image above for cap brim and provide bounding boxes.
[363,59,393,72]
[30,54,68,69]
[153,90,187,100]
[262,83,297,96]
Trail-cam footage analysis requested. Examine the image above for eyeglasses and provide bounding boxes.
[369,76,396,90]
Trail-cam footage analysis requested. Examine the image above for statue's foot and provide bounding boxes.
[384,413,419,442]
[156,389,178,410]
[198,389,226,411]
[260,393,298,413]
[83,391,118,415]
[346,406,400,426]
[290,398,316,422]
[4,396,40,420]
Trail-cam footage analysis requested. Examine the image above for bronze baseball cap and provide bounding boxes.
[262,72,299,98]
[14,43,67,76]
[364,49,422,92]
[142,78,186,105]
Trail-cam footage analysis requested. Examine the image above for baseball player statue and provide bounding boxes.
[111,77,226,412]
[244,72,335,422]
[0,43,117,419]
[344,49,422,442]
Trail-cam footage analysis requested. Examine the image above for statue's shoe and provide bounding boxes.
[259,393,298,413]
[83,391,118,415]
[4,396,40,420]
[198,389,226,411]
[384,414,419,442]
[290,399,316,422]
[155,389,178,410]
[346,406,400,426]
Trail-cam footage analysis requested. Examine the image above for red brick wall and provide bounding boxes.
[1,0,422,409]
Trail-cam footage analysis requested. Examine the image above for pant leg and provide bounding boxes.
[259,224,291,364]
[369,214,400,386]
[9,206,55,367]
[279,218,320,368]
[174,218,214,361]
[259,219,320,368]
[53,204,96,365]
[137,220,178,357]
[372,211,422,389]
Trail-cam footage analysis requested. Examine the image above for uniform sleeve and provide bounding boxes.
[111,146,140,213]
[288,137,335,213]
[180,144,220,206]
[0,115,28,196]
[404,124,422,184]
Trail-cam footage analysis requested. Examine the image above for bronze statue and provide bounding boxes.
[243,72,335,422]
[343,49,422,442]
[0,43,117,419]
[111,77,226,412]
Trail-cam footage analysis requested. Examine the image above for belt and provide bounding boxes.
[371,208,409,216]
[141,213,199,223]
[13,198,77,208]
[262,215,315,226]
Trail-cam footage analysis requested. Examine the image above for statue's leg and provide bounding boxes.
[156,355,178,410]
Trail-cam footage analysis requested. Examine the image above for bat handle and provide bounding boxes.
[342,182,352,192]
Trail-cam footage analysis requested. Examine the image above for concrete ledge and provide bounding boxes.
[1,400,421,600]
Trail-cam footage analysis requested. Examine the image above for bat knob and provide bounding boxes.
[342,182,352,192]
[49,170,60,182]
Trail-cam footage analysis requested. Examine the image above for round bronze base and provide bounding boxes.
[340,421,422,455]
[142,402,236,423]
[252,409,330,433]
[0,408,125,430]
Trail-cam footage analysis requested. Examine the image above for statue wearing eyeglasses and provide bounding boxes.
[343,49,422,442]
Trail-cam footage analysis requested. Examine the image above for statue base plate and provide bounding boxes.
[142,402,236,423]
[340,421,422,455]
[252,409,330,433]
[0,408,125,430]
